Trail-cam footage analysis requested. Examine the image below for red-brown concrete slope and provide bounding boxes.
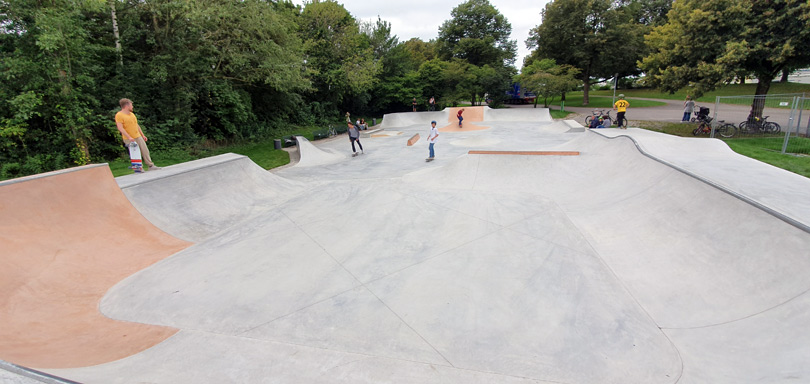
[0,165,191,369]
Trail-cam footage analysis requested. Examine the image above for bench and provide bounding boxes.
[282,135,296,147]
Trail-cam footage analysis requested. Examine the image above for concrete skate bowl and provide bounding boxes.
[402,132,810,382]
[2,126,809,383]
[0,165,190,370]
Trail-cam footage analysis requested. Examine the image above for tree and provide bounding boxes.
[519,59,580,108]
[527,0,647,105]
[640,0,810,118]
[299,1,379,115]
[437,0,516,67]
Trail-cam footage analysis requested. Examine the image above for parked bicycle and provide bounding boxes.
[585,109,613,127]
[692,115,737,138]
[738,115,781,134]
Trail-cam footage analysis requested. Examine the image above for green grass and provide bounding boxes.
[108,137,293,177]
[633,120,810,178]
[725,140,810,178]
[588,81,810,103]
[549,109,576,119]
[548,95,666,109]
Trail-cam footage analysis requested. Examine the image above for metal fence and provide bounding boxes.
[707,93,809,155]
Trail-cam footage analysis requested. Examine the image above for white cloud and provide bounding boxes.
[292,0,550,67]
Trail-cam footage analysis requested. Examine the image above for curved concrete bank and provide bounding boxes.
[0,165,189,369]
[117,153,302,242]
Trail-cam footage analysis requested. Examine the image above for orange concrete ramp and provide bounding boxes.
[0,165,190,369]
[440,106,490,131]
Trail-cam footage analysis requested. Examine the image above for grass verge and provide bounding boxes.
[547,95,666,109]
[587,81,810,103]
[108,137,293,177]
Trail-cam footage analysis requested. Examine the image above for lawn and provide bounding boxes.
[108,138,293,177]
[588,81,810,103]
[544,95,666,109]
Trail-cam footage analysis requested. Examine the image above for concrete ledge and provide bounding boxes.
[468,150,579,156]
[564,119,586,132]
[361,128,383,138]
[407,133,421,146]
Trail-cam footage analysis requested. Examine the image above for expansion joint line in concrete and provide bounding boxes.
[247,209,456,368]
[533,201,686,383]
[660,285,810,331]
[591,131,810,235]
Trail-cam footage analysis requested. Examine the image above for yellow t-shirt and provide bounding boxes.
[115,111,142,140]
[614,99,630,113]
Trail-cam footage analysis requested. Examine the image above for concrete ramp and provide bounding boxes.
[117,153,302,242]
[484,106,552,122]
[294,136,345,167]
[0,165,189,369]
[380,106,553,131]
[380,110,448,129]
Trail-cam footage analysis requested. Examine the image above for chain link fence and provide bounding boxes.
[707,93,809,155]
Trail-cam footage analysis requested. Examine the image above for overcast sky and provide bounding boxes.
[291,0,552,67]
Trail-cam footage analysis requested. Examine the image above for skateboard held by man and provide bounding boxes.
[128,141,143,173]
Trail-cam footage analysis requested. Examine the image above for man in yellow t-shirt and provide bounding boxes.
[115,98,160,170]
[613,94,630,129]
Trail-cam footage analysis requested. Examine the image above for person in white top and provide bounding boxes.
[427,120,439,161]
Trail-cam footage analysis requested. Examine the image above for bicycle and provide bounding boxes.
[585,109,613,127]
[738,116,781,134]
[692,116,736,138]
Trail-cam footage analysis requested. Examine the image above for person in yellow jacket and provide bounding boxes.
[613,94,629,129]
[115,98,160,170]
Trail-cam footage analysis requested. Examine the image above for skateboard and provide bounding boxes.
[128,141,143,173]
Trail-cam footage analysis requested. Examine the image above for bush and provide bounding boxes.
[1,162,21,180]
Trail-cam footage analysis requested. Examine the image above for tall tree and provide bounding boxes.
[299,1,379,114]
[640,0,810,118]
[436,0,516,104]
[527,0,646,106]
[437,0,516,67]
[519,59,580,108]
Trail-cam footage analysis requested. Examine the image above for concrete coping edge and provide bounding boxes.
[590,130,810,234]
[0,359,80,384]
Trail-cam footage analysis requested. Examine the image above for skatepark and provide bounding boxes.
[2,106,810,383]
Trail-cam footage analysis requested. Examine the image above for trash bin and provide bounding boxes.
[372,118,376,126]
[273,139,281,150]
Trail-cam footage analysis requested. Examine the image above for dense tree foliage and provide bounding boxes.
[526,0,652,105]
[640,0,810,112]
[3,0,801,179]
[518,59,580,108]
[0,0,312,178]
[436,0,516,105]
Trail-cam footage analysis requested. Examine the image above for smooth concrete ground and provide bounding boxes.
[3,107,810,383]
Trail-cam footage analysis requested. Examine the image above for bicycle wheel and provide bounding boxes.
[764,122,781,134]
[717,123,736,138]
[738,121,749,134]
[692,126,701,136]
[585,116,593,126]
